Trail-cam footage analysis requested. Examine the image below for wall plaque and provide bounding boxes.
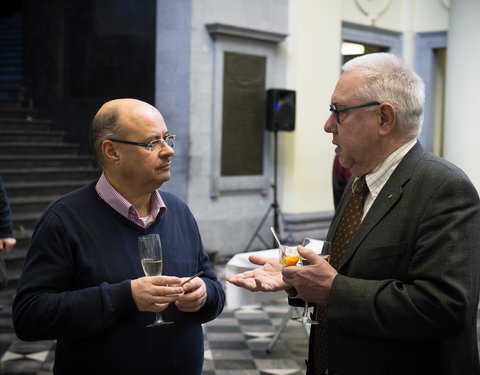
[221,51,266,176]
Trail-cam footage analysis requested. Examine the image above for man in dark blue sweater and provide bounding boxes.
[13,99,225,374]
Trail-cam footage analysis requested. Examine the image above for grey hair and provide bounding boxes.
[89,106,123,167]
[342,53,425,139]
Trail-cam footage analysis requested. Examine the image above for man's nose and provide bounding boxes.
[324,114,337,133]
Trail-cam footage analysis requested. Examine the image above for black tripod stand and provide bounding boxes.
[245,130,282,251]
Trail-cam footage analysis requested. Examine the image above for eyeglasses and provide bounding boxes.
[108,135,176,152]
[329,102,380,123]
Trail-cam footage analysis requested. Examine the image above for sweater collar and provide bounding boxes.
[95,173,166,227]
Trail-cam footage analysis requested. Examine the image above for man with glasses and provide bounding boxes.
[13,98,225,374]
[227,53,480,374]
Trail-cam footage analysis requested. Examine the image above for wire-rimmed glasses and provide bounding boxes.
[329,102,380,123]
[109,135,176,152]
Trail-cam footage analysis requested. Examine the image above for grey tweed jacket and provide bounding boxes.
[307,142,480,375]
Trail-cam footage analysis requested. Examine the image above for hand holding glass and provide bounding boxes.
[292,239,332,325]
[138,234,174,327]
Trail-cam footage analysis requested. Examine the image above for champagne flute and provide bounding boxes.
[293,238,332,325]
[138,234,174,327]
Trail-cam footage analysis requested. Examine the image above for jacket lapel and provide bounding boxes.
[329,143,427,270]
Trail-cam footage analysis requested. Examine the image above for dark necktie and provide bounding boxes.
[313,176,368,374]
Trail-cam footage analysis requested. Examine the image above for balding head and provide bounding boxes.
[96,98,158,118]
[89,99,161,167]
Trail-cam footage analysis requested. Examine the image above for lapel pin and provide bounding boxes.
[388,194,393,199]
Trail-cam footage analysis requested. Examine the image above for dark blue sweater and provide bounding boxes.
[13,181,225,375]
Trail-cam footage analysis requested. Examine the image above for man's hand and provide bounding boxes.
[0,237,16,252]
[226,255,288,292]
[131,275,183,312]
[176,276,207,312]
[282,246,338,304]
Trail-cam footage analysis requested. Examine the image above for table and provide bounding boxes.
[225,248,309,351]
[225,241,325,350]
[225,240,326,309]
[225,248,284,309]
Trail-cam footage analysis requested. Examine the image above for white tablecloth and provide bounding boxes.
[225,240,326,309]
[225,248,284,309]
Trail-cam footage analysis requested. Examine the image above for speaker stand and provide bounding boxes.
[245,130,282,251]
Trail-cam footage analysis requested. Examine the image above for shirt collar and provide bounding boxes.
[363,138,417,199]
[95,173,166,227]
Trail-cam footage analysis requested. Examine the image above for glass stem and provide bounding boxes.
[302,301,309,317]
[155,313,164,323]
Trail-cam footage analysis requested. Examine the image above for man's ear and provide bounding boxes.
[378,102,396,135]
[101,140,120,164]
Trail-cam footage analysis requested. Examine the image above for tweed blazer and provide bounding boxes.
[307,142,480,375]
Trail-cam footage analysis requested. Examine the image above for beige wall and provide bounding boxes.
[282,0,451,215]
[444,0,480,191]
[282,1,343,214]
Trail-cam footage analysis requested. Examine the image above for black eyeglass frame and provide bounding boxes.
[329,102,381,123]
[108,135,176,151]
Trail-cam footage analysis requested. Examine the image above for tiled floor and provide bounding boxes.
[1,263,480,375]
[202,302,309,375]
[0,264,311,375]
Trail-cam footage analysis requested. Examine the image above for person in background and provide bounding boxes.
[332,154,351,209]
[227,53,480,374]
[13,98,225,375]
[0,176,16,253]
[0,175,16,292]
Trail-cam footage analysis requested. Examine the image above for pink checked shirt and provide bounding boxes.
[95,173,166,228]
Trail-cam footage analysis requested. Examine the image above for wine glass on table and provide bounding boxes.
[292,238,332,325]
[138,234,174,327]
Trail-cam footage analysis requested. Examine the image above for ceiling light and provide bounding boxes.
[341,42,365,55]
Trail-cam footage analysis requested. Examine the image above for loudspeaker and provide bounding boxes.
[266,89,295,132]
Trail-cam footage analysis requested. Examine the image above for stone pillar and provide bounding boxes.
[443,0,480,191]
